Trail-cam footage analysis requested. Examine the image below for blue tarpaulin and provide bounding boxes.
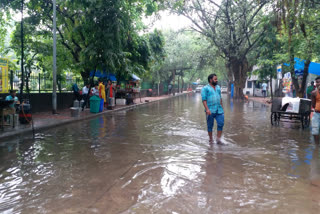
[108,74,117,81]
[192,82,198,85]
[90,70,117,81]
[283,57,320,76]
[309,61,320,75]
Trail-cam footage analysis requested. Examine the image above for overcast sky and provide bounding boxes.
[143,11,193,31]
[144,0,222,31]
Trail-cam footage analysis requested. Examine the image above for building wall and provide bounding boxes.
[243,78,278,97]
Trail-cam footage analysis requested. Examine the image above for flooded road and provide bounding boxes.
[1,93,320,214]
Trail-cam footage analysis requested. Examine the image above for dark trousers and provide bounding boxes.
[262,90,267,98]
[82,94,89,108]
[74,91,81,101]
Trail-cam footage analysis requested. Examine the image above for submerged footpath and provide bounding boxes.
[0,92,190,142]
[248,96,272,106]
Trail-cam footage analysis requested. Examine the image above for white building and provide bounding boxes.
[243,74,277,97]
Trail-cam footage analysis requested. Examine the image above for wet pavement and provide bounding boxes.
[0,94,178,141]
[0,93,320,214]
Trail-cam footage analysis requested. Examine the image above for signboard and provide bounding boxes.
[0,58,9,93]
[277,65,282,80]
[282,72,292,94]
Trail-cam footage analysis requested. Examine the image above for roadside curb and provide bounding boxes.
[0,92,190,142]
[248,97,272,106]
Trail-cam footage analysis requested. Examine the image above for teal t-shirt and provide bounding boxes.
[5,95,19,108]
[201,84,224,114]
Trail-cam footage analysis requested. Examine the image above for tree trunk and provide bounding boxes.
[81,70,90,85]
[172,70,176,96]
[226,63,233,92]
[26,66,30,94]
[270,75,273,100]
[178,75,180,94]
[291,60,310,98]
[276,79,284,97]
[287,13,297,97]
[229,57,248,99]
[181,77,184,93]
[300,60,310,98]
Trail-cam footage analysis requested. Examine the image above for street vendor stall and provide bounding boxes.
[129,74,141,103]
[116,74,142,105]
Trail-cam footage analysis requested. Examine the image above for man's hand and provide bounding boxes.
[206,109,211,115]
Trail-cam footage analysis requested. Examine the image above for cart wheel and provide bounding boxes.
[271,112,279,126]
[302,115,310,129]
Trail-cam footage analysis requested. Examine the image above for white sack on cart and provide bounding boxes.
[282,97,300,113]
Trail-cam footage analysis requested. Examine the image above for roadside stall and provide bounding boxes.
[116,74,141,105]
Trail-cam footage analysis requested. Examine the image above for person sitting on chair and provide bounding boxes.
[4,90,20,124]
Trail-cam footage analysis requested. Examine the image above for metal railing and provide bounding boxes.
[9,71,82,93]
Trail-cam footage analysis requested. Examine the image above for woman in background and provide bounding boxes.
[106,80,115,107]
[98,79,106,107]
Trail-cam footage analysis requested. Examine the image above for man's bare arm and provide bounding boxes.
[203,101,211,115]
[312,91,316,109]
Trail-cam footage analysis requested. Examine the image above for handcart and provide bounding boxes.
[271,97,311,129]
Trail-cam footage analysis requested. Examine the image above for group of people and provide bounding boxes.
[72,79,116,109]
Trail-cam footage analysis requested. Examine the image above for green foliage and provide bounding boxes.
[0,11,6,54]
[168,0,273,97]
[275,0,320,96]
[254,22,279,80]
[149,29,225,85]
[2,0,320,97]
[1,0,166,84]
[145,29,166,82]
[0,9,12,55]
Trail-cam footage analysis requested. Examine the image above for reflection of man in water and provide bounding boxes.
[202,144,226,212]
[311,77,320,144]
[201,74,224,144]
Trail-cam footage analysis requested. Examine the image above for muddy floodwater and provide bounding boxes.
[1,93,320,214]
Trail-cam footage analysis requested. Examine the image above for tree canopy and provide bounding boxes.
[1,0,166,84]
[1,0,320,98]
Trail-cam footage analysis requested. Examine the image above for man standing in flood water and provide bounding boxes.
[311,76,320,145]
[201,74,224,144]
